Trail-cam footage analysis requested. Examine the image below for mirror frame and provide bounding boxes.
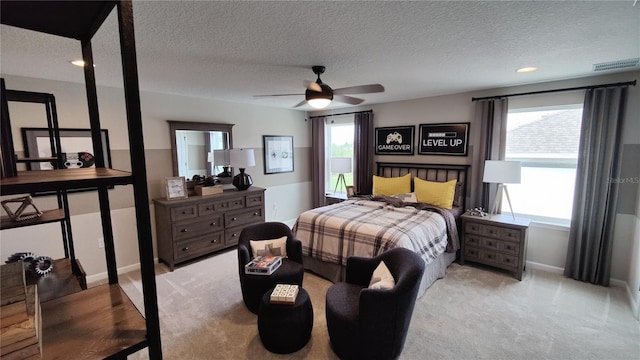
[168,120,234,177]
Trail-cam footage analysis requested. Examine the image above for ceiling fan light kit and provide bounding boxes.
[255,65,384,109]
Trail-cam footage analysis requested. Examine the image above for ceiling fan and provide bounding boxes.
[254,65,384,109]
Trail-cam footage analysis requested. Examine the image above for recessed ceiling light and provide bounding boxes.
[516,66,538,73]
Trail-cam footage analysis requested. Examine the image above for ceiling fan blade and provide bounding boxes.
[293,100,308,108]
[333,84,385,95]
[334,94,364,105]
[303,80,322,92]
[253,93,304,98]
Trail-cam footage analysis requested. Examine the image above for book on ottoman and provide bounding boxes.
[245,255,282,275]
[270,284,299,305]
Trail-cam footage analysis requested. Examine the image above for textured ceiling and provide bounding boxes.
[1,1,639,110]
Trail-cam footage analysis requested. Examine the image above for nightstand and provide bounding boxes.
[460,213,530,280]
[325,194,347,205]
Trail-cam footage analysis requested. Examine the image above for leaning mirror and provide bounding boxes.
[168,121,234,180]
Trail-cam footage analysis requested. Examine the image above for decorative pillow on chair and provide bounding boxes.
[414,178,457,209]
[250,236,288,258]
[369,261,395,290]
[372,173,411,197]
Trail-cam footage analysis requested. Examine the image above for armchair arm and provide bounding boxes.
[345,256,380,286]
[286,238,303,264]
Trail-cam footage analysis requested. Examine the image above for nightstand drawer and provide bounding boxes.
[464,246,481,260]
[481,225,501,238]
[480,250,499,263]
[465,234,482,247]
[481,237,500,251]
[465,222,483,235]
[499,240,520,255]
[498,253,518,270]
[499,228,521,242]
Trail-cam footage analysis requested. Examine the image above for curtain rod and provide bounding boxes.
[309,109,372,119]
[471,80,636,102]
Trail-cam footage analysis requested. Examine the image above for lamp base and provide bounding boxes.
[233,168,253,191]
[217,166,232,178]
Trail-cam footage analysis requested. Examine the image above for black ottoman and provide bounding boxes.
[258,287,313,354]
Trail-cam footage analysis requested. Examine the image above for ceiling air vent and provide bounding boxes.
[593,58,640,72]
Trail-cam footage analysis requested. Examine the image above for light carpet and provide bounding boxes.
[121,249,640,359]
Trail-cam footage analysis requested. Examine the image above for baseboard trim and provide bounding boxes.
[86,258,158,286]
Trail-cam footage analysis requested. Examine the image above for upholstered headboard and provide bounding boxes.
[376,162,470,210]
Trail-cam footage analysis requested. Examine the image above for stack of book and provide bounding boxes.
[269,284,299,305]
[244,256,282,276]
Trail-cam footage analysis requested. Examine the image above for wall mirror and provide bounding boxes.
[168,121,234,180]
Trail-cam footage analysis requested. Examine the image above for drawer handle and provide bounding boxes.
[231,233,238,238]
[206,207,211,210]
[505,258,511,263]
[181,228,188,233]
[210,222,216,226]
[253,198,258,202]
[232,217,238,221]
[182,211,186,214]
[211,239,218,244]
[253,212,258,216]
[181,247,189,251]
[487,241,493,246]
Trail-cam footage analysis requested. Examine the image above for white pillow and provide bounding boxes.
[392,192,417,203]
[368,260,395,290]
[250,236,288,259]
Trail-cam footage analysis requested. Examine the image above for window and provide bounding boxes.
[325,116,354,196]
[503,105,583,225]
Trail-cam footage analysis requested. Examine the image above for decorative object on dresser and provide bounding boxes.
[154,186,265,271]
[263,135,294,174]
[230,148,256,190]
[165,176,188,200]
[213,149,233,182]
[460,213,530,280]
[483,160,522,220]
[330,157,351,194]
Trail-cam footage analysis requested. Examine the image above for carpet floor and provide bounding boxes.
[121,249,640,359]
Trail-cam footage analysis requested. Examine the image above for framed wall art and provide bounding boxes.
[21,128,111,170]
[418,123,469,156]
[263,135,294,174]
[375,126,414,155]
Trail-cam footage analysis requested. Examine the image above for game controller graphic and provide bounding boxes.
[386,132,402,144]
[51,152,96,169]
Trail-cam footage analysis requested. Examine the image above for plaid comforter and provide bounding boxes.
[293,197,457,266]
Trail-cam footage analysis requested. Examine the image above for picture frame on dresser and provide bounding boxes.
[165,176,188,200]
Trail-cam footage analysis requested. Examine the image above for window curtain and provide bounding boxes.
[471,98,509,210]
[354,111,374,195]
[564,86,628,286]
[311,116,326,208]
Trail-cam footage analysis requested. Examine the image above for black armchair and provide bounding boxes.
[238,222,304,314]
[325,247,426,360]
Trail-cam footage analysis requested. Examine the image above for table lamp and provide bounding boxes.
[330,157,352,195]
[229,148,255,190]
[483,160,521,220]
[213,149,232,178]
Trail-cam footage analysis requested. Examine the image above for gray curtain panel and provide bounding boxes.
[471,98,508,210]
[311,116,326,208]
[354,111,374,195]
[564,86,628,286]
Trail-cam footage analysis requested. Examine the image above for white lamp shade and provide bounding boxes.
[330,157,352,174]
[307,98,331,109]
[229,148,255,168]
[483,160,521,184]
[213,149,229,166]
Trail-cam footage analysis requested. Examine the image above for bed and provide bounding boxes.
[293,162,469,298]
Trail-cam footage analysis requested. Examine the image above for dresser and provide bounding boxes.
[154,187,265,271]
[460,214,530,280]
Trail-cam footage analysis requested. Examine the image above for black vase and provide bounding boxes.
[217,166,232,178]
[233,168,253,190]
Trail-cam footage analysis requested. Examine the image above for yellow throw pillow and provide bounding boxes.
[414,178,457,209]
[372,173,411,197]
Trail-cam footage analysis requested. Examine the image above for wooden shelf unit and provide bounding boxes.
[1,1,162,359]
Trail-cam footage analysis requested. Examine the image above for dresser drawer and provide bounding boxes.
[172,216,223,241]
[481,237,500,251]
[225,226,243,246]
[198,201,219,216]
[463,246,481,260]
[479,249,499,264]
[246,193,264,207]
[465,234,482,247]
[174,232,225,262]
[225,207,264,228]
[228,197,245,210]
[170,205,198,221]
